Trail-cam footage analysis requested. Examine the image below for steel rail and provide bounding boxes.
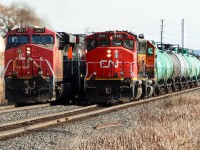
[0,103,50,114]
[0,105,98,128]
[0,105,15,110]
[0,105,98,138]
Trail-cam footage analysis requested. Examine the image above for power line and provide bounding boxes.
[182,19,184,48]
[160,19,164,50]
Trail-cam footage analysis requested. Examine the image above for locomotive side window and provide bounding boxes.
[147,47,153,55]
[8,35,29,44]
[32,35,54,44]
[87,39,98,50]
[111,39,122,46]
[99,39,109,46]
[124,39,134,50]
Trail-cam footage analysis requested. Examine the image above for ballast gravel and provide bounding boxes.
[0,91,199,149]
[0,105,81,124]
[0,100,163,150]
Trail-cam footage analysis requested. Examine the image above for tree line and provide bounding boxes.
[0,2,43,36]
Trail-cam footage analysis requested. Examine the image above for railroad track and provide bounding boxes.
[0,86,199,139]
[0,103,50,114]
[0,105,15,111]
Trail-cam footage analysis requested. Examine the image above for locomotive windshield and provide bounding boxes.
[99,39,109,46]
[124,39,134,50]
[8,35,29,44]
[32,35,54,44]
[111,39,122,46]
[87,33,135,51]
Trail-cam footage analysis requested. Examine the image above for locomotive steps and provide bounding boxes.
[0,86,200,139]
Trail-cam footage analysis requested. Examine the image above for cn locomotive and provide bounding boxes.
[4,27,85,104]
[84,30,200,104]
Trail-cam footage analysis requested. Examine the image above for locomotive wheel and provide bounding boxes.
[134,87,142,100]
[147,86,154,97]
[172,84,176,92]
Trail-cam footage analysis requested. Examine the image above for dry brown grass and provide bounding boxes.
[63,91,200,150]
[0,77,6,104]
[0,52,4,66]
[0,52,5,104]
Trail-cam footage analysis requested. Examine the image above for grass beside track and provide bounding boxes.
[62,89,200,149]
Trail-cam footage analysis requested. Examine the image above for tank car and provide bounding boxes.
[84,31,156,104]
[155,44,200,94]
[4,27,85,104]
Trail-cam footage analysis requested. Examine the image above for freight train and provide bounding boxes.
[4,28,200,104]
[84,31,200,104]
[4,27,85,104]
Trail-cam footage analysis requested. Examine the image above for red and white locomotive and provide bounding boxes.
[84,31,156,103]
[4,27,85,104]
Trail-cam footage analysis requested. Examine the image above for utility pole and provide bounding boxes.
[160,19,164,50]
[182,19,184,48]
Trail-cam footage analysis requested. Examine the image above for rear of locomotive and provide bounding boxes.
[85,31,142,104]
[55,33,86,103]
[4,27,62,104]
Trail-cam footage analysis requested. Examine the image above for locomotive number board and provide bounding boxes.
[113,34,124,38]
[34,28,45,33]
[16,28,26,33]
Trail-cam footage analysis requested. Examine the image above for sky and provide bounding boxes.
[1,0,200,49]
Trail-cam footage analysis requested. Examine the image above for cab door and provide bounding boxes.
[146,41,156,79]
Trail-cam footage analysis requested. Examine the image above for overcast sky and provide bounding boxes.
[1,0,200,49]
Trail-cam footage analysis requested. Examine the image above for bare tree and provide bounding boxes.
[0,2,43,36]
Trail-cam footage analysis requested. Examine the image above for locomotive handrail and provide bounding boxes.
[43,59,55,77]
[43,59,55,88]
[3,60,13,77]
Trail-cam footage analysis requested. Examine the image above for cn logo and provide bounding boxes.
[100,60,118,68]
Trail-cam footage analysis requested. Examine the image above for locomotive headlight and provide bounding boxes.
[24,80,29,84]
[38,71,43,76]
[120,71,124,77]
[26,47,31,55]
[107,54,111,57]
[107,50,111,53]
[46,77,50,82]
[11,71,17,77]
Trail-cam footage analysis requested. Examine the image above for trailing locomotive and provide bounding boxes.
[4,27,85,104]
[84,30,200,104]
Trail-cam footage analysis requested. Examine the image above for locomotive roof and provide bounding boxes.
[86,30,137,39]
[6,27,56,36]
